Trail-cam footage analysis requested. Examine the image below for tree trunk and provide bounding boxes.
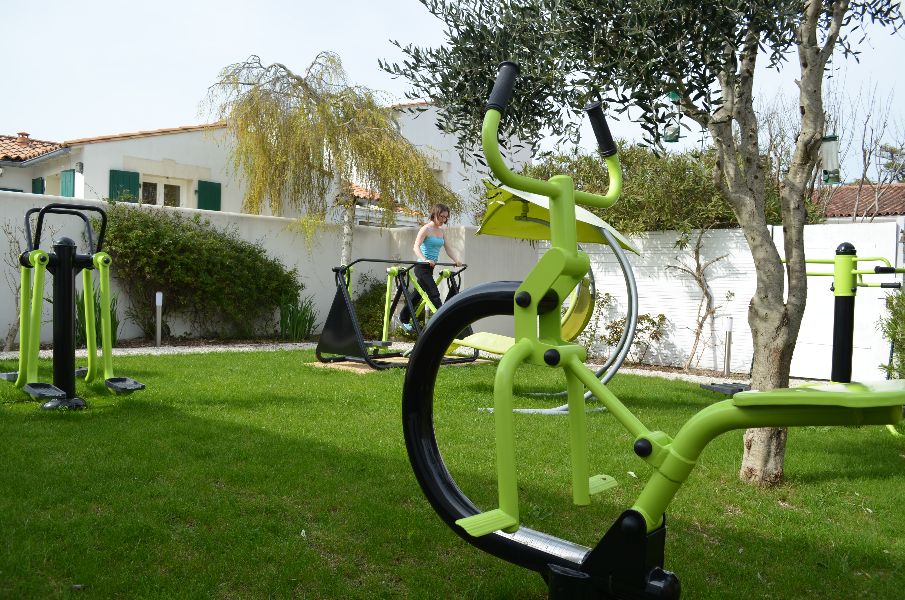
[340,199,355,267]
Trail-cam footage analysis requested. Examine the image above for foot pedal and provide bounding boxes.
[75,367,88,378]
[23,382,67,400]
[105,377,145,394]
[41,397,86,410]
[589,474,618,495]
[455,509,518,537]
[0,372,18,382]
[701,382,751,395]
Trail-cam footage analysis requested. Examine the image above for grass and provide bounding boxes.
[1,350,903,599]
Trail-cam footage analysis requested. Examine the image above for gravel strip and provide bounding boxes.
[0,342,821,387]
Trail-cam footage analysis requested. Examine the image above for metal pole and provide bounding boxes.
[155,291,163,346]
[722,317,733,377]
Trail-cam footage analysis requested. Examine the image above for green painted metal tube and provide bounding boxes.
[493,338,534,531]
[482,110,558,199]
[24,251,49,385]
[82,268,99,383]
[382,267,396,342]
[565,357,590,505]
[833,253,857,297]
[95,253,115,380]
[13,264,33,388]
[631,400,902,531]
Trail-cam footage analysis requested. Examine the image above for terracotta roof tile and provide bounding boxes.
[389,100,432,110]
[0,133,64,161]
[815,182,905,218]
[66,122,225,145]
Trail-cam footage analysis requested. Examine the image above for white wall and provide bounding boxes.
[394,104,532,226]
[0,191,538,346]
[581,222,903,381]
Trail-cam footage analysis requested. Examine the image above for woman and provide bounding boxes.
[399,203,462,332]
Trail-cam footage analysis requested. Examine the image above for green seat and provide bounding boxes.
[733,380,905,408]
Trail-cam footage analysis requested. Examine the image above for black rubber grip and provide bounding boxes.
[881,282,901,288]
[874,266,896,274]
[584,101,617,157]
[486,62,520,112]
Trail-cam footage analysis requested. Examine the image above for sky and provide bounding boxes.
[3,0,903,179]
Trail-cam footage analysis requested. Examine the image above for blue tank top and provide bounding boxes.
[420,236,444,262]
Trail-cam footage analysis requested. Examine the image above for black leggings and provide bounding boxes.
[400,262,442,324]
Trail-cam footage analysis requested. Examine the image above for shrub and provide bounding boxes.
[880,289,905,378]
[352,273,387,340]
[603,313,668,364]
[74,288,120,348]
[100,203,301,338]
[280,294,319,341]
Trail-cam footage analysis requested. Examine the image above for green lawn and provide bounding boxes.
[1,350,903,599]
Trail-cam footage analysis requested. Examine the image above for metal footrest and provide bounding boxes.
[701,382,751,395]
[23,382,67,400]
[75,367,88,378]
[455,509,518,537]
[363,340,393,348]
[105,377,145,394]
[0,372,18,382]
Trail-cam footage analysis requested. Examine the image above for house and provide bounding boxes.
[816,182,905,223]
[0,103,529,226]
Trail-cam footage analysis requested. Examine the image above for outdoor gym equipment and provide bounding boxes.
[0,203,145,409]
[401,62,905,599]
[315,258,477,370]
[455,180,641,414]
[804,242,905,435]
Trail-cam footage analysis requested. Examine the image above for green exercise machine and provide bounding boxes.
[1,203,144,409]
[401,62,905,599]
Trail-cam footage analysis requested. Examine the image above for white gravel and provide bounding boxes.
[0,342,821,387]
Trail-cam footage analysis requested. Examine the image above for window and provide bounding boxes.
[140,176,187,207]
[32,177,44,194]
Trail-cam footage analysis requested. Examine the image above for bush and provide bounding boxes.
[880,289,905,378]
[100,203,301,338]
[352,273,387,340]
[74,288,120,348]
[280,294,319,341]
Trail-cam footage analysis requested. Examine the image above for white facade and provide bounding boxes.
[0,104,530,227]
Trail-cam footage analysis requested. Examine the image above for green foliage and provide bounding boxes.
[880,289,905,379]
[74,288,120,348]
[351,273,387,340]
[279,295,319,341]
[603,313,668,364]
[522,145,826,234]
[101,203,301,338]
[383,1,902,155]
[208,52,459,222]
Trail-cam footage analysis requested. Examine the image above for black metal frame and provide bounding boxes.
[315,258,478,370]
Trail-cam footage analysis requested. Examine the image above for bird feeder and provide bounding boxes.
[821,134,841,184]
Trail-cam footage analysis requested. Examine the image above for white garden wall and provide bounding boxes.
[2,189,902,381]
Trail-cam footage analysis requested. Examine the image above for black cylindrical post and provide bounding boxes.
[52,237,78,399]
[830,243,857,383]
[831,296,855,383]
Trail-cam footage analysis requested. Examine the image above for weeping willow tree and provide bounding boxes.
[208,51,459,264]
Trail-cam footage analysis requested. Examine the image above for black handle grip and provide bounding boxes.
[881,282,901,288]
[486,61,520,112]
[584,101,617,157]
[874,266,896,274]
[31,203,108,254]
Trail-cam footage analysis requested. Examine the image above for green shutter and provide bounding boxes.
[32,177,44,194]
[197,180,221,211]
[109,170,139,201]
[60,169,75,197]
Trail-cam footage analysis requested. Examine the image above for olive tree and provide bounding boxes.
[382,0,904,485]
[208,51,458,265]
